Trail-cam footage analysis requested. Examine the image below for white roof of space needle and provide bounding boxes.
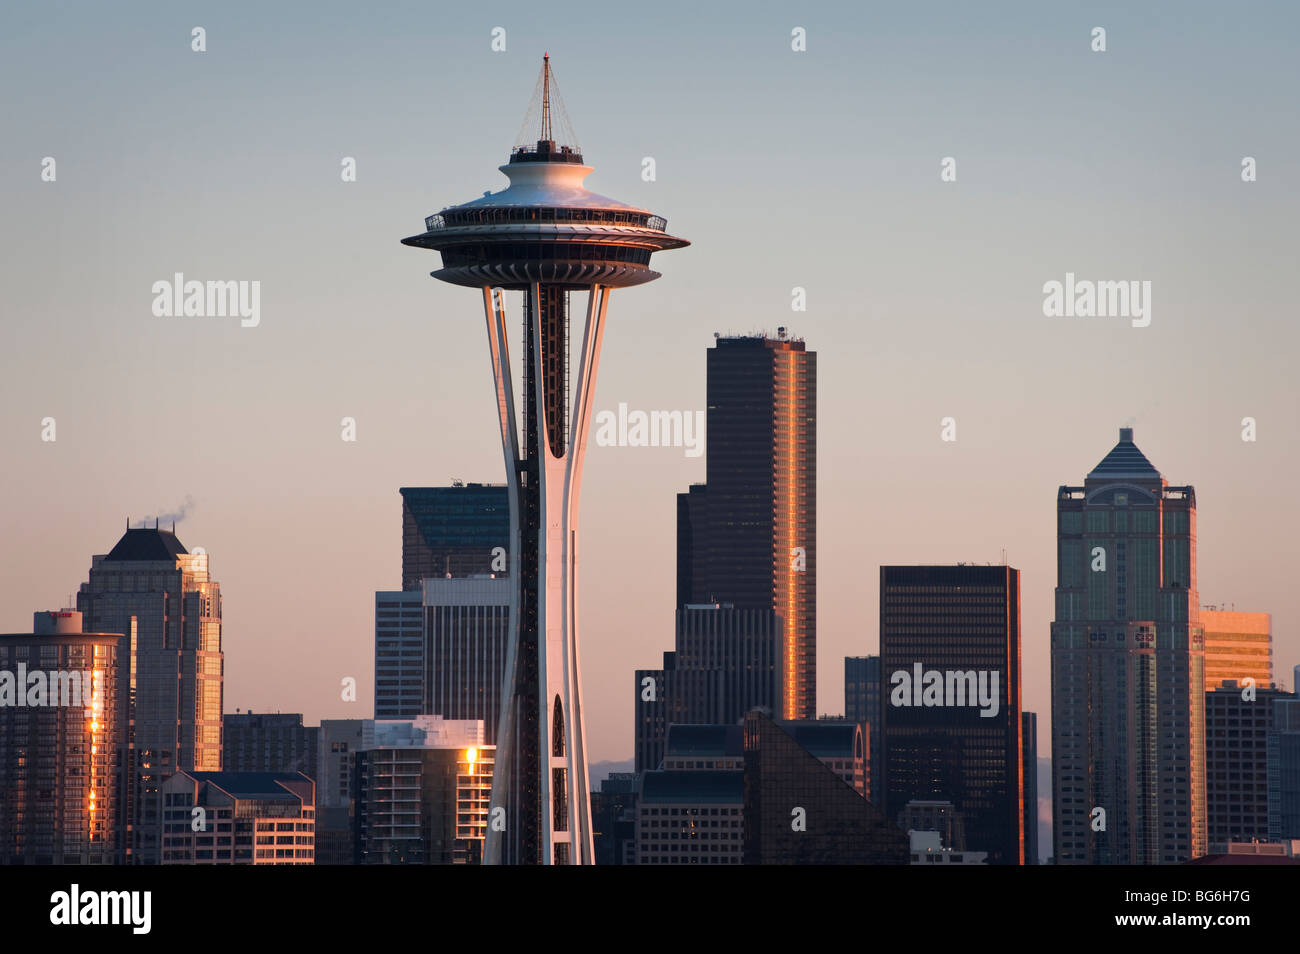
[401,54,688,289]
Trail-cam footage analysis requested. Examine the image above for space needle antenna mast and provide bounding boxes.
[540,53,551,142]
[401,56,688,865]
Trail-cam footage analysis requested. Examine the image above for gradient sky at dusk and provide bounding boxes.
[2,1,1298,768]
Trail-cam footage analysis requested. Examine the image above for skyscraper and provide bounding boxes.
[1051,427,1206,864]
[1201,610,1272,693]
[634,604,782,773]
[422,576,511,744]
[77,525,223,865]
[676,334,817,719]
[879,564,1024,865]
[400,485,509,591]
[0,612,121,865]
[401,56,687,864]
[373,591,424,720]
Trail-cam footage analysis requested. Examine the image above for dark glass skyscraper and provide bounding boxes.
[879,564,1024,865]
[399,485,509,591]
[1051,427,1205,864]
[676,334,816,719]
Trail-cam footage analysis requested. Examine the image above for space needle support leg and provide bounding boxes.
[481,285,521,866]
[561,284,609,864]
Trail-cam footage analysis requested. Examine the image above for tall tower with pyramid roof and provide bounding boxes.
[1050,427,1205,864]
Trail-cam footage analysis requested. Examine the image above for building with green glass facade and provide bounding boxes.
[1051,427,1206,864]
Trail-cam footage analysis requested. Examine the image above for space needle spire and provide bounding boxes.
[401,56,688,864]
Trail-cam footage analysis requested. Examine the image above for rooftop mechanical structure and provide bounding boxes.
[401,55,688,864]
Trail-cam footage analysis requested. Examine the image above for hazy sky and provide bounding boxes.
[2,1,1297,769]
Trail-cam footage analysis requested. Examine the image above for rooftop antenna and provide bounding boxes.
[541,53,551,143]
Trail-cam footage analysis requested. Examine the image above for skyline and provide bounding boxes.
[3,1,1299,775]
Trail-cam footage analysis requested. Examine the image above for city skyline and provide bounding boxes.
[4,1,1299,781]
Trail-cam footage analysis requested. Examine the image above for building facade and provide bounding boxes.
[675,334,816,720]
[399,484,509,591]
[1206,683,1293,844]
[374,591,424,721]
[352,716,492,864]
[223,712,318,778]
[635,604,782,773]
[880,564,1024,865]
[742,712,907,864]
[0,613,121,865]
[845,655,882,800]
[422,577,510,744]
[1201,610,1271,693]
[77,526,224,865]
[1268,696,1300,840]
[161,771,314,864]
[1051,427,1206,864]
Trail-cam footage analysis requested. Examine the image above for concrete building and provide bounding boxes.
[1051,428,1206,864]
[77,526,224,864]
[161,771,315,864]
[0,612,122,864]
[897,800,967,850]
[908,830,987,865]
[316,719,367,865]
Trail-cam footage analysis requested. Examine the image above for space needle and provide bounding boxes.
[401,55,688,864]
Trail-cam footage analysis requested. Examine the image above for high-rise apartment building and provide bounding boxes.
[1201,610,1271,693]
[352,716,493,864]
[77,525,223,865]
[676,334,816,719]
[0,612,122,865]
[880,564,1024,865]
[1051,427,1206,864]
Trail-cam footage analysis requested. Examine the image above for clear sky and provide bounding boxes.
[2,1,1297,768]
